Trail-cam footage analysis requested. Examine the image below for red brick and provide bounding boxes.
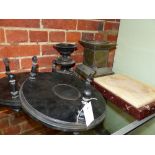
[49,31,65,42]
[38,56,56,68]
[21,56,56,69]
[30,31,48,42]
[77,20,103,31]
[0,59,20,72]
[0,45,40,58]
[0,118,9,128]
[42,45,58,55]
[107,34,118,42]
[42,19,77,30]
[76,43,84,53]
[0,19,40,28]
[3,125,21,135]
[0,29,5,42]
[82,33,94,41]
[73,44,84,56]
[66,32,81,42]
[72,54,83,63]
[104,22,120,31]
[21,58,34,69]
[95,32,105,41]
[0,61,5,72]
[6,30,28,43]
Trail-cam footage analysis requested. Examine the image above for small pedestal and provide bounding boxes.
[76,40,116,78]
[52,43,77,74]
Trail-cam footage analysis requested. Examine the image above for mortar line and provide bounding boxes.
[0,27,100,33]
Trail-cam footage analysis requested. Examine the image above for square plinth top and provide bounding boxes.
[79,40,116,50]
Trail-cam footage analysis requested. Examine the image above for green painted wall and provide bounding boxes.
[107,19,155,134]
[113,19,155,87]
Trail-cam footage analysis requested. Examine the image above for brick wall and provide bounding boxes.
[0,19,120,134]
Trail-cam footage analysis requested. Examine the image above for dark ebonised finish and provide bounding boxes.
[19,72,106,132]
[29,56,38,80]
[3,58,10,75]
[52,43,77,74]
[0,49,106,133]
[0,72,29,109]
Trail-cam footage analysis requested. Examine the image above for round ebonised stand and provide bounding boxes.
[0,72,107,134]
[19,72,106,132]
